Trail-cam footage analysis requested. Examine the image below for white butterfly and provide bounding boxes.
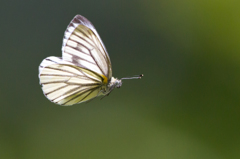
[39,15,143,106]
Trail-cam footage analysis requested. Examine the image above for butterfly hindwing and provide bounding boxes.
[39,57,103,106]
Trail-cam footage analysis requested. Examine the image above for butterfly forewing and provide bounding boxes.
[62,15,112,79]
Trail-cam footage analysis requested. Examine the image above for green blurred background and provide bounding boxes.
[1,0,240,158]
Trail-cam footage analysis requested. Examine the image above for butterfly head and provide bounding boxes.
[109,77,122,89]
[115,79,122,88]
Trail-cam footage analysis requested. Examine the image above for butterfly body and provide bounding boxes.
[102,77,122,94]
[39,15,141,106]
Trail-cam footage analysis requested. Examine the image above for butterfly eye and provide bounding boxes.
[116,81,122,88]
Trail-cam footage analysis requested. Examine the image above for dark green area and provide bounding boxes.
[1,0,239,158]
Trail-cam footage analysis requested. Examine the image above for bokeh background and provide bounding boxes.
[1,0,240,158]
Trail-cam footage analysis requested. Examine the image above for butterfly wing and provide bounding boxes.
[39,15,112,106]
[39,57,104,106]
[62,15,112,80]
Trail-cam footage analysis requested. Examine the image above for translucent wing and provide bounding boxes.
[39,57,105,106]
[62,15,112,80]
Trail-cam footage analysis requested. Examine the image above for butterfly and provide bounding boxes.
[39,15,143,106]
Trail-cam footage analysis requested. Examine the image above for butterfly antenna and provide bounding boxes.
[121,74,143,80]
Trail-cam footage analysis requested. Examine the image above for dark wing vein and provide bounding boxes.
[72,28,106,76]
[62,86,100,105]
